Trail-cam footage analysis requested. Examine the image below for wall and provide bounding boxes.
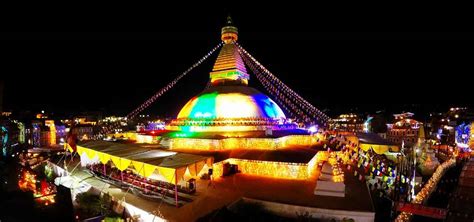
[170,134,322,151]
[212,152,323,180]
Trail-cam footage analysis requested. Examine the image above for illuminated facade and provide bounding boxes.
[455,122,474,149]
[212,151,325,180]
[387,114,422,146]
[45,120,56,145]
[17,122,25,144]
[329,113,365,132]
[169,134,323,151]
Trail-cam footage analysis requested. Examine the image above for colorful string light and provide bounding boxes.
[100,42,224,136]
[237,43,331,125]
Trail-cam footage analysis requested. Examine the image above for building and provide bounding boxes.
[387,112,423,146]
[455,122,474,150]
[329,113,365,132]
[26,120,68,148]
[74,117,97,125]
[72,124,95,141]
[1,119,24,158]
[427,107,474,146]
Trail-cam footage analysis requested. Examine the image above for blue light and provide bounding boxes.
[308,125,318,133]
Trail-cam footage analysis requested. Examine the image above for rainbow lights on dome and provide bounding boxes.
[177,91,285,120]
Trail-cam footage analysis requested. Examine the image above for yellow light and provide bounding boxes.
[227,158,308,179]
[170,134,323,151]
[394,158,456,221]
[136,134,156,144]
[218,94,259,118]
[45,120,56,145]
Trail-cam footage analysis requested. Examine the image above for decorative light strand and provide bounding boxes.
[240,51,298,119]
[240,44,330,122]
[237,44,318,116]
[236,43,331,125]
[239,46,311,122]
[100,42,224,136]
[239,45,324,124]
[394,158,456,222]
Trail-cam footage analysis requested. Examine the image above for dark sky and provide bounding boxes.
[2,5,473,118]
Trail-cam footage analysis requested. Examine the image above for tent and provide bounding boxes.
[75,141,212,184]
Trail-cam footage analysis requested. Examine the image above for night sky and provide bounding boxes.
[2,5,473,119]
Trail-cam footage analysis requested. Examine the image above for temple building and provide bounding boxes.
[59,17,374,222]
[386,112,423,146]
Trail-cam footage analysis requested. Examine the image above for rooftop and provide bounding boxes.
[355,132,397,146]
[78,140,210,169]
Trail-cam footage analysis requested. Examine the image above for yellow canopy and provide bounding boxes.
[99,152,111,164]
[75,141,212,184]
[158,167,176,184]
[347,133,400,154]
[132,162,157,178]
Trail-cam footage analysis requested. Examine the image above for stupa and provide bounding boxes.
[162,17,320,151]
[167,17,294,136]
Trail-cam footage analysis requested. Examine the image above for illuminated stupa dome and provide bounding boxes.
[177,85,285,119]
[170,17,289,133]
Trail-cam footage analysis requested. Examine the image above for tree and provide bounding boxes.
[76,192,102,218]
[75,192,115,218]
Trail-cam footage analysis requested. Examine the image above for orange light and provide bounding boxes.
[212,153,325,180]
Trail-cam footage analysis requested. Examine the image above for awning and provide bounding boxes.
[359,143,399,154]
[75,141,212,184]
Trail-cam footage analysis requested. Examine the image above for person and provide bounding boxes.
[207,177,216,188]
[189,180,194,191]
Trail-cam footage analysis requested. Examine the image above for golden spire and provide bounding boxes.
[210,16,249,86]
[221,15,238,44]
